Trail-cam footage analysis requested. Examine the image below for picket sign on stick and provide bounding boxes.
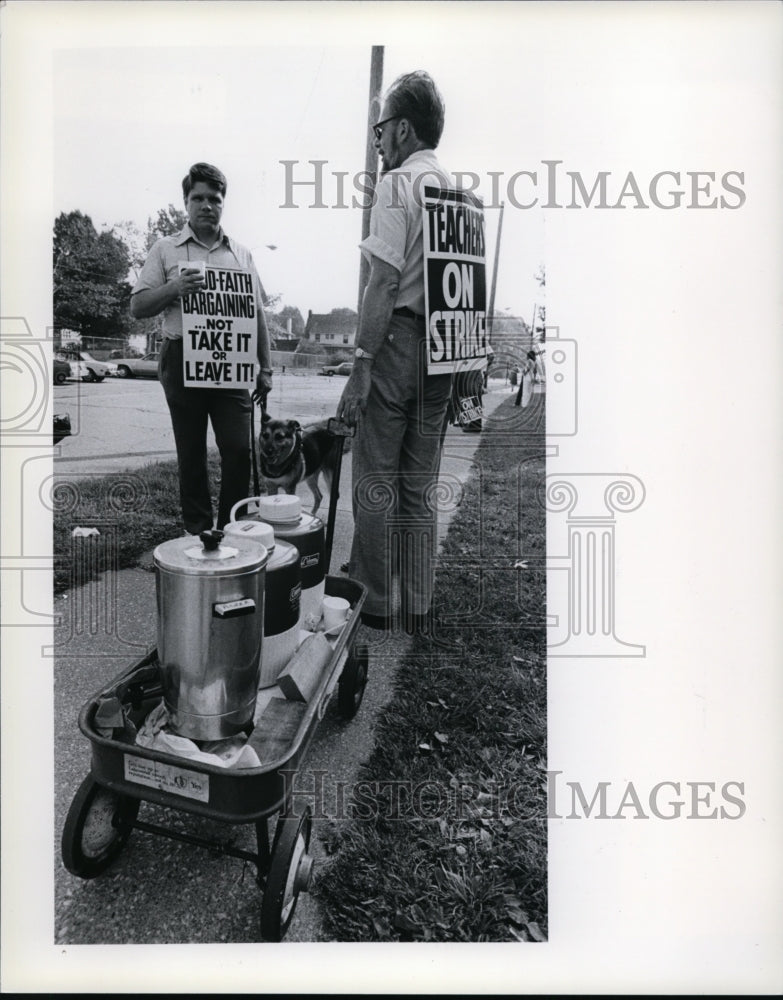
[179,263,258,389]
[423,185,488,376]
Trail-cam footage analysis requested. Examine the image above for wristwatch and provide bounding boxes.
[354,347,374,361]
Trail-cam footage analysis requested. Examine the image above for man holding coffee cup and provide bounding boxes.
[131,162,273,534]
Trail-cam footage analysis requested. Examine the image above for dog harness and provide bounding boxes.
[260,426,304,479]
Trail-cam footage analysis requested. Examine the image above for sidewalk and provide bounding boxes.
[53,386,516,944]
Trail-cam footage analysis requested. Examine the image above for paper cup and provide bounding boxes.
[322,596,350,631]
[181,260,206,279]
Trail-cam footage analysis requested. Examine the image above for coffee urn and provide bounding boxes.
[153,529,269,740]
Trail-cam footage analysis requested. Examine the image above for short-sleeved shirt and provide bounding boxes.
[131,223,266,341]
[360,149,454,316]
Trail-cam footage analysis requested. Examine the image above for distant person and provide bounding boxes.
[131,162,273,534]
[336,71,454,636]
[444,365,484,435]
[515,350,538,407]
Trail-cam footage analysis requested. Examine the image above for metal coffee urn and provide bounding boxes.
[153,529,269,740]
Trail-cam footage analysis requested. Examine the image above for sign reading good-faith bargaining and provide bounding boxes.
[179,264,257,388]
[423,186,487,375]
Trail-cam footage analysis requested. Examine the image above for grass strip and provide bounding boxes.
[315,394,547,942]
[53,454,222,593]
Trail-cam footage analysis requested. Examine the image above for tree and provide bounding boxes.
[53,211,131,342]
[146,204,188,249]
[276,305,305,338]
[113,204,188,279]
[534,264,546,343]
[111,220,146,279]
[110,206,189,352]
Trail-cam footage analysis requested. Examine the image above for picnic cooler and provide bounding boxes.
[230,495,325,627]
[223,519,302,688]
[153,530,269,741]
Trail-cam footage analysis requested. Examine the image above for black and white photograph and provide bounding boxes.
[1,1,781,994]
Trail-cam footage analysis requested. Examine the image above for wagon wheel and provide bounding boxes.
[61,775,140,879]
[260,807,313,942]
[338,643,369,719]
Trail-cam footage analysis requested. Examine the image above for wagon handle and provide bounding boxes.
[324,419,355,572]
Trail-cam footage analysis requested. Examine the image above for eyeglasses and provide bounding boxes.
[372,115,401,141]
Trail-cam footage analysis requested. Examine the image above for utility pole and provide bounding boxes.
[356,46,384,318]
[486,201,505,348]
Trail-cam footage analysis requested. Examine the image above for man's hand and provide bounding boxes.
[336,364,372,428]
[176,267,207,298]
[131,267,206,319]
[252,370,273,405]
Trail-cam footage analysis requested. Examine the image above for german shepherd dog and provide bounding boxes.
[257,413,351,515]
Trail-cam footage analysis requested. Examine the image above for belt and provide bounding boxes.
[392,306,425,321]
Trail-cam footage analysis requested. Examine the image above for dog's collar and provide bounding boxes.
[260,427,303,479]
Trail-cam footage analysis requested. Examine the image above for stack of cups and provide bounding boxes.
[322,595,350,633]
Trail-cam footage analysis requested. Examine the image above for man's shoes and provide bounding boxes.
[401,609,435,637]
[401,609,461,645]
[360,610,394,631]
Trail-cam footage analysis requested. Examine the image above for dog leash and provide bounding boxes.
[251,398,263,498]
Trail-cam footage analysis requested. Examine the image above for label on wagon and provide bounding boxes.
[124,754,210,802]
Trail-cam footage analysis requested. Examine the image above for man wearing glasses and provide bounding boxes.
[337,71,454,636]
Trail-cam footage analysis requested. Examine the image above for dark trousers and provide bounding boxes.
[159,337,252,534]
[349,314,452,619]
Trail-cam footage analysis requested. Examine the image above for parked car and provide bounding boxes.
[53,357,71,385]
[113,352,160,378]
[54,356,90,383]
[53,413,71,443]
[61,349,119,381]
[318,362,353,377]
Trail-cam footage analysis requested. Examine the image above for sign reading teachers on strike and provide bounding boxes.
[422,186,487,375]
[179,264,257,389]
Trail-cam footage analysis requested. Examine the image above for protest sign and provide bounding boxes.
[179,263,257,388]
[423,186,488,376]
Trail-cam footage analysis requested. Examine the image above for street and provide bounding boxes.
[53,369,519,476]
[53,370,351,475]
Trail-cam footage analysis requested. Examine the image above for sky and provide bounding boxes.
[53,40,546,321]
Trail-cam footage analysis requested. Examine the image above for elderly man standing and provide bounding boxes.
[131,162,273,535]
[337,71,454,636]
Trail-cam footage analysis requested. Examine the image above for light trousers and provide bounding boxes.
[349,313,452,618]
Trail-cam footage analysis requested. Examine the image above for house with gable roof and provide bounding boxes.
[296,309,357,362]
